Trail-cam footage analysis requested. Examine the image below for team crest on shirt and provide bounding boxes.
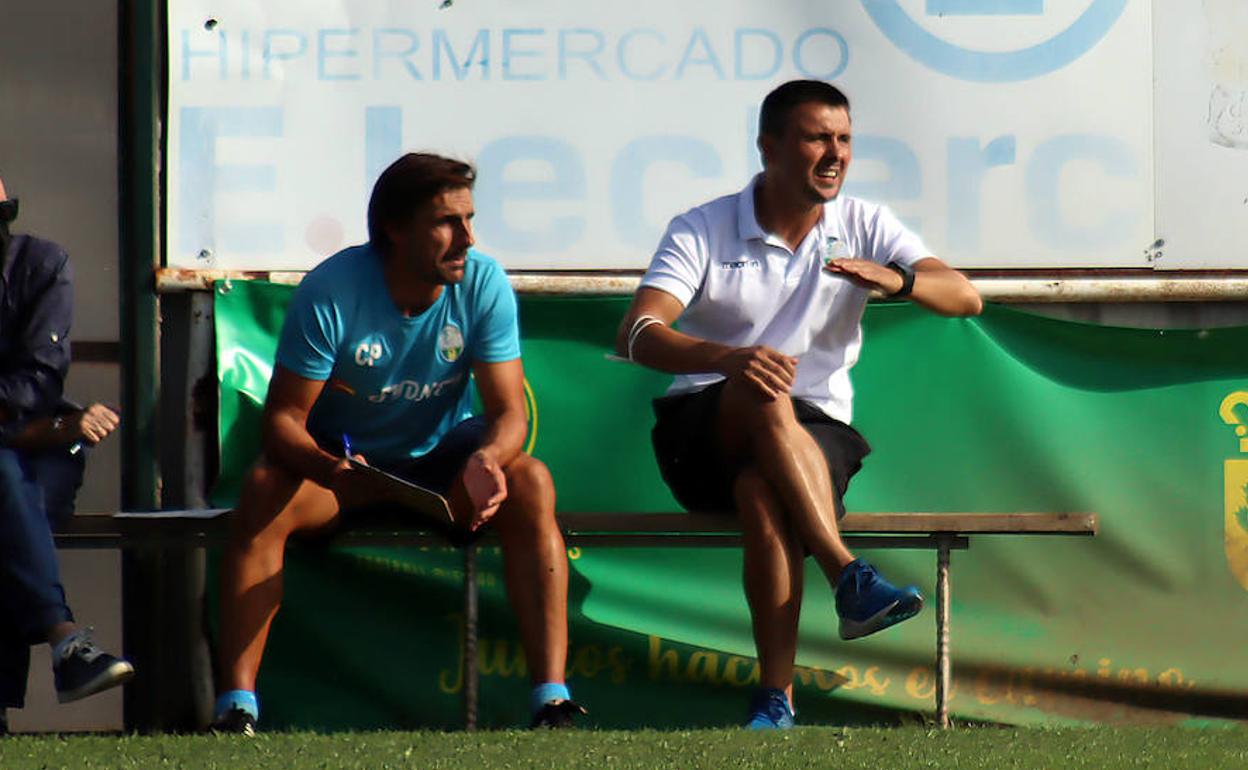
[438,324,465,363]
[823,236,850,265]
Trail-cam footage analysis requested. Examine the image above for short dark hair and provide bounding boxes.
[758,80,850,138]
[367,153,476,251]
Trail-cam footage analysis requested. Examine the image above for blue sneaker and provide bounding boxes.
[745,688,795,729]
[835,559,924,640]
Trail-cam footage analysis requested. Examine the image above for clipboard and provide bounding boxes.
[346,458,454,526]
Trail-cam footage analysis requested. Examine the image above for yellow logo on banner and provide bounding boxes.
[1220,391,1248,590]
[523,377,538,455]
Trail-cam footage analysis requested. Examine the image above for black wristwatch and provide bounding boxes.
[885,262,915,298]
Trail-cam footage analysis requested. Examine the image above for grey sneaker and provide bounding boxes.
[52,628,135,704]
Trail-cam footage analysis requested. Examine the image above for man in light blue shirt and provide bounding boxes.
[212,153,582,733]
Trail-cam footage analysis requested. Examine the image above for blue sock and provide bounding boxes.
[530,682,571,714]
[215,690,259,720]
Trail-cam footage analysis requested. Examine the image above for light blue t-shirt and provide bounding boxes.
[275,245,521,464]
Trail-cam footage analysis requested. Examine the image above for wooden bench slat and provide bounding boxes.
[558,512,1097,535]
[56,510,1097,547]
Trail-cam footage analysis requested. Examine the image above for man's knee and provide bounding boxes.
[229,459,304,542]
[498,454,556,528]
[721,376,797,431]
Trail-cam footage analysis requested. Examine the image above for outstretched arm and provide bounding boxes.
[824,256,982,317]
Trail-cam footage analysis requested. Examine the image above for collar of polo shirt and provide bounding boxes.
[736,174,843,256]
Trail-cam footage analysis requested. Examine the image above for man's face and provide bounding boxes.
[760,101,852,204]
[388,186,476,285]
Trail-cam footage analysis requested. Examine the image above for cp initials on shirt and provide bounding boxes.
[354,339,385,367]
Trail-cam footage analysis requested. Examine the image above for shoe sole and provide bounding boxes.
[210,722,256,737]
[746,718,795,730]
[57,661,135,704]
[839,595,925,641]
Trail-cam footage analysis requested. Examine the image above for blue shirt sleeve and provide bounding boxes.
[470,257,521,364]
[275,276,342,380]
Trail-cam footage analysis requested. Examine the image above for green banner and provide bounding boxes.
[214,281,1248,729]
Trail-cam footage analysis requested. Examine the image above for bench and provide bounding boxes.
[84,284,1099,730]
[56,508,1097,730]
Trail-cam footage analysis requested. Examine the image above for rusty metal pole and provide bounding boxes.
[463,542,479,731]
[935,536,952,729]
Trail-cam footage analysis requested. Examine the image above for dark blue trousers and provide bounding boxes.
[0,447,83,708]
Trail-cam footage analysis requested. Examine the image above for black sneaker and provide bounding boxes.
[53,629,135,704]
[210,707,257,736]
[530,699,587,728]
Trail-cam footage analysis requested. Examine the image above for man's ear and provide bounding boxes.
[756,134,773,168]
[384,221,407,252]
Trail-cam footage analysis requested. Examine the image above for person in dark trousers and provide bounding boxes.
[0,176,131,735]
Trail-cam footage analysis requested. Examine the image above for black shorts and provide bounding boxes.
[322,416,488,496]
[651,381,871,516]
[312,417,487,542]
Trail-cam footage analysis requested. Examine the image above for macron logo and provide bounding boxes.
[721,259,761,270]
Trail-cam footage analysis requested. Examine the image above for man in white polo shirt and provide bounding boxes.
[616,80,982,729]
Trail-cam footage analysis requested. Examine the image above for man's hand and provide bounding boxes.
[716,345,798,400]
[66,403,120,446]
[824,258,905,296]
[328,453,369,510]
[463,449,508,531]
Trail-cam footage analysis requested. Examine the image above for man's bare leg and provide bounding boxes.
[719,377,924,647]
[217,459,342,693]
[718,377,854,582]
[480,454,568,684]
[450,453,577,725]
[735,467,803,701]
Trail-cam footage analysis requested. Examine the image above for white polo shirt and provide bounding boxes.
[639,174,929,424]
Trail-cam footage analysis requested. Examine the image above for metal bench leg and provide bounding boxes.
[463,542,479,731]
[935,535,952,729]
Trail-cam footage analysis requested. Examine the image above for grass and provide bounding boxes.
[1,726,1245,769]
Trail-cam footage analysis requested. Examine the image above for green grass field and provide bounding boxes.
[1,727,1245,769]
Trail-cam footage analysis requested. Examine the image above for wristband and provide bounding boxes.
[885,262,915,298]
[626,315,665,361]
